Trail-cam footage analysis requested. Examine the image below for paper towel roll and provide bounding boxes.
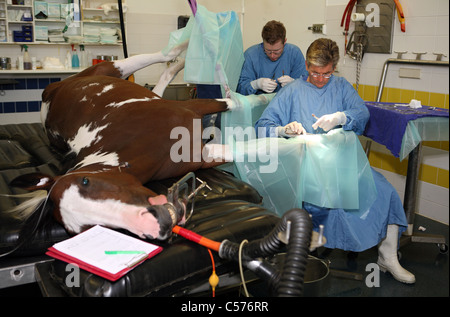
[351,13,365,22]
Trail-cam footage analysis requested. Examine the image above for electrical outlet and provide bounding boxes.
[309,24,326,34]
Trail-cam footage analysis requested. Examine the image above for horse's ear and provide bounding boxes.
[10,173,55,191]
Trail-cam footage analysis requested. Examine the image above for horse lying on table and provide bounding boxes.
[10,42,234,241]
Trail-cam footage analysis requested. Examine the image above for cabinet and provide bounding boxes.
[0,0,125,45]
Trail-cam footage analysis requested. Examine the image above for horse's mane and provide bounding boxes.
[1,190,55,257]
[3,190,48,220]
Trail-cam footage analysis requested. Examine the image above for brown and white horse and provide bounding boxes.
[11,42,233,240]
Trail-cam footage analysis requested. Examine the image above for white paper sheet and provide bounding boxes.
[51,225,160,274]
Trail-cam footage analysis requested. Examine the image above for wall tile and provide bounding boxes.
[414,91,430,105]
[400,89,415,104]
[16,102,27,113]
[419,164,438,184]
[28,101,40,112]
[387,87,402,102]
[27,78,38,89]
[16,78,26,90]
[429,92,447,108]
[0,78,59,115]
[3,102,14,113]
[437,168,449,188]
[38,78,50,89]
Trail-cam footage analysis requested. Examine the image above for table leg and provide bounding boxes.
[401,143,448,253]
[403,143,422,235]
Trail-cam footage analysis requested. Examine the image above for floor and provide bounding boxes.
[303,213,449,297]
[0,215,448,297]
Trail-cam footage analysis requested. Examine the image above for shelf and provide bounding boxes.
[7,20,33,24]
[82,8,120,12]
[34,18,66,23]
[0,40,122,45]
[0,67,86,74]
[83,20,120,24]
[6,4,32,9]
[0,0,125,45]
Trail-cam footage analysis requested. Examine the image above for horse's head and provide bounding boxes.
[11,168,185,240]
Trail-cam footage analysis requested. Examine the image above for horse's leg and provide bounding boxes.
[70,41,189,80]
[152,58,186,97]
[184,98,235,117]
[114,41,189,79]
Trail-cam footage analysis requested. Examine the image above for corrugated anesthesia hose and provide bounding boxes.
[219,208,313,296]
[173,208,312,296]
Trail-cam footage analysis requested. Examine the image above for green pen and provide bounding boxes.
[105,251,146,255]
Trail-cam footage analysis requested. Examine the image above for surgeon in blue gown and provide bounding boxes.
[255,38,415,284]
[237,20,308,95]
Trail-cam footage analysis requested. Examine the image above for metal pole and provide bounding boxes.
[376,58,449,102]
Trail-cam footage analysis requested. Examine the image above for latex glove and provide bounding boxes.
[312,112,347,132]
[276,121,306,137]
[251,78,278,93]
[277,75,294,87]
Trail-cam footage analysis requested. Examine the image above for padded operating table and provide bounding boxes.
[0,122,284,296]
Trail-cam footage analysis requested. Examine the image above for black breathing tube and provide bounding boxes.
[219,208,313,297]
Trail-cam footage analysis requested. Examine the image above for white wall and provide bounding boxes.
[328,0,449,94]
[2,0,448,223]
[124,0,449,224]
[125,0,327,86]
[126,0,448,94]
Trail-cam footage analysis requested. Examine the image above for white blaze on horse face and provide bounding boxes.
[59,185,161,239]
[68,123,110,154]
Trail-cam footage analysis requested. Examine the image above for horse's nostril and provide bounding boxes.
[144,234,155,240]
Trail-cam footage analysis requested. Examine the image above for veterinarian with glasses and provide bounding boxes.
[255,38,415,284]
[237,20,308,95]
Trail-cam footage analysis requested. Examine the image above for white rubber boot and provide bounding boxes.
[377,224,416,284]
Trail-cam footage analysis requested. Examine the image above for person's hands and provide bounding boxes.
[251,78,278,93]
[312,112,347,132]
[276,121,306,137]
[277,75,294,87]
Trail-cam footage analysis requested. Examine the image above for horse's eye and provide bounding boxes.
[82,177,89,186]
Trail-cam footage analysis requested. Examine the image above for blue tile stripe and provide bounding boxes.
[0,77,60,90]
[1,101,42,113]
[0,77,60,113]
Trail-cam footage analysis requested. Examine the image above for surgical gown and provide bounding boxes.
[237,43,308,95]
[255,75,408,252]
[255,75,369,136]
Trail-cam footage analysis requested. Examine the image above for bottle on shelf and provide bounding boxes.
[80,44,87,68]
[71,44,80,68]
[72,49,80,68]
[22,44,32,70]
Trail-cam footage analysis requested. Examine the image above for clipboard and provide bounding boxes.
[46,225,163,282]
